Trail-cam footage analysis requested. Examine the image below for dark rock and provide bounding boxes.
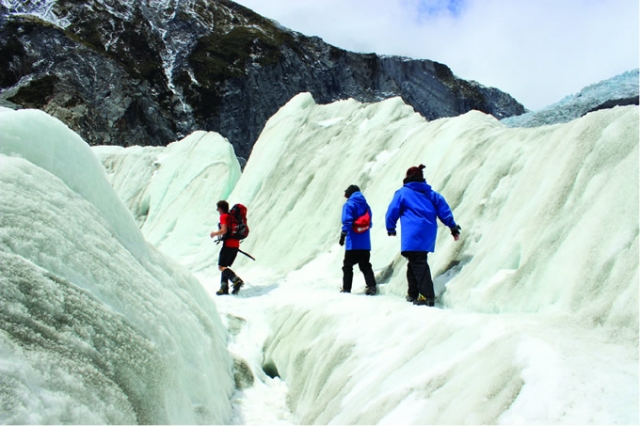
[233,356,254,390]
[584,96,639,115]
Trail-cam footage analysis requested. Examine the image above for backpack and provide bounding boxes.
[226,204,250,240]
[352,210,371,234]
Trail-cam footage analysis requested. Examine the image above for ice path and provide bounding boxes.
[198,273,296,425]
[196,263,637,425]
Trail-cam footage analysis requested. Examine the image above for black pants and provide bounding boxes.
[343,250,376,291]
[219,246,238,267]
[219,246,239,287]
[402,251,434,299]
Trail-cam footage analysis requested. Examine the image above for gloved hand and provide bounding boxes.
[339,231,347,246]
[387,230,396,236]
[450,225,461,241]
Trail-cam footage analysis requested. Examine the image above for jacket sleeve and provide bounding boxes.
[432,192,457,228]
[342,201,354,233]
[385,190,402,232]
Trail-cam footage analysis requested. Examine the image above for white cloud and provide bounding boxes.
[233,0,638,110]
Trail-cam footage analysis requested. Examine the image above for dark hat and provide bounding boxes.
[344,184,360,198]
[403,164,426,184]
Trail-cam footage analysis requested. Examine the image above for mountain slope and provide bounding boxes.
[0,0,525,160]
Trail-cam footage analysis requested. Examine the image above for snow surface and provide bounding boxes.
[502,69,639,128]
[0,109,235,424]
[98,93,639,424]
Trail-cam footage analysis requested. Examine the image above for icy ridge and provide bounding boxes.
[93,130,242,273]
[502,69,639,127]
[0,109,235,424]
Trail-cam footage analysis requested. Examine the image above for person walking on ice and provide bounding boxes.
[210,200,245,295]
[340,185,377,295]
[385,165,460,306]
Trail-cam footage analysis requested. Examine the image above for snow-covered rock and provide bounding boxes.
[0,109,235,424]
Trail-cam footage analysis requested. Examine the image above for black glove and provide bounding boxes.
[339,231,347,246]
[387,230,396,236]
[450,225,461,237]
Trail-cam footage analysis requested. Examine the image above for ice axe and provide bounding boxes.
[238,249,256,261]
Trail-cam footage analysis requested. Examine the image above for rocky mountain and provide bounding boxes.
[0,0,526,161]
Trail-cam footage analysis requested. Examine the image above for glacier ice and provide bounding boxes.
[102,92,637,423]
[94,130,241,273]
[216,94,637,423]
[3,86,638,424]
[223,93,637,326]
[502,69,639,128]
[0,110,235,424]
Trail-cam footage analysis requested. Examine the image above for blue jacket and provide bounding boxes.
[342,191,372,250]
[385,181,457,252]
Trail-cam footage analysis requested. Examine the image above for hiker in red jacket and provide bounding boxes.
[210,200,245,295]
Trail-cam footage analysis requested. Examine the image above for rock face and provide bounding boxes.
[0,0,525,160]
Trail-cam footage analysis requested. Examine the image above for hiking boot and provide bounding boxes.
[340,288,351,293]
[413,294,435,307]
[231,277,244,295]
[406,295,417,303]
[365,286,377,296]
[216,285,229,296]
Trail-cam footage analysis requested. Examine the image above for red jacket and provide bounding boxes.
[220,213,240,248]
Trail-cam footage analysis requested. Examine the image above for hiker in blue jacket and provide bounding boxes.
[340,185,377,295]
[385,165,461,306]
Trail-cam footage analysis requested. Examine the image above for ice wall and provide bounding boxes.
[94,131,241,273]
[231,93,638,328]
[0,108,147,259]
[0,109,235,424]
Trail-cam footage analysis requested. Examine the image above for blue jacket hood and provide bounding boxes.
[348,191,369,208]
[404,181,432,195]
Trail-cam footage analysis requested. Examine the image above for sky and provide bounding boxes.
[233,0,639,110]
